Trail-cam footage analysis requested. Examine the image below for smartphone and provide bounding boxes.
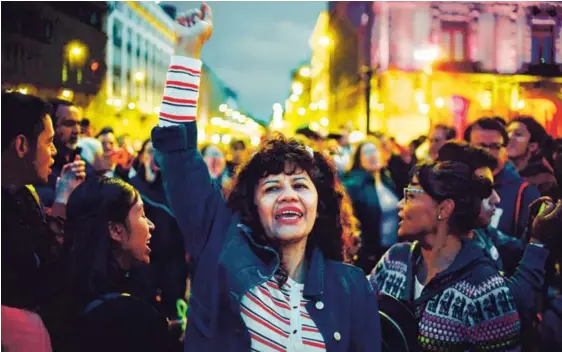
[537,201,551,217]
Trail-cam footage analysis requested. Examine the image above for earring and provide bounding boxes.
[437,215,442,220]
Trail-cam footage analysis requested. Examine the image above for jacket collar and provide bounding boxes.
[237,223,325,298]
[303,246,325,298]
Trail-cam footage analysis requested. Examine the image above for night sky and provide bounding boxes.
[165,1,326,122]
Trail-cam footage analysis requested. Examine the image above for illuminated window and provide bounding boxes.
[531,25,554,64]
[441,21,468,61]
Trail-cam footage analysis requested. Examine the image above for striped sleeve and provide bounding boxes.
[158,55,202,127]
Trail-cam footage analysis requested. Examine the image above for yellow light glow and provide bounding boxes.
[211,117,222,126]
[221,134,232,145]
[320,117,329,127]
[309,122,320,131]
[134,71,145,82]
[122,118,129,126]
[419,104,430,114]
[239,115,247,123]
[107,98,114,106]
[310,103,318,111]
[434,97,445,108]
[61,89,73,98]
[292,82,303,95]
[414,46,439,63]
[114,99,123,108]
[70,47,83,56]
[290,94,299,102]
[517,100,525,110]
[479,91,492,110]
[211,134,221,144]
[153,106,160,114]
[251,136,261,146]
[317,100,327,110]
[415,90,425,104]
[273,103,283,111]
[298,107,306,116]
[349,131,365,144]
[219,104,227,112]
[18,87,28,95]
[128,102,136,110]
[299,67,311,77]
[319,36,330,47]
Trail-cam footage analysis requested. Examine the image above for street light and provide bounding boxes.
[319,36,330,47]
[67,41,87,67]
[134,71,145,82]
[299,67,311,77]
[292,82,303,95]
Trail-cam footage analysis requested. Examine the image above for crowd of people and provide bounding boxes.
[3,3,562,352]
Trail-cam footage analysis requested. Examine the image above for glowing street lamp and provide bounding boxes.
[292,82,303,95]
[134,71,145,82]
[319,36,330,47]
[299,67,311,77]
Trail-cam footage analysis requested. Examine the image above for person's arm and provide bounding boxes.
[151,5,228,259]
[516,184,540,238]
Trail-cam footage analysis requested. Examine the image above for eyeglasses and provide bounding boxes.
[403,187,425,203]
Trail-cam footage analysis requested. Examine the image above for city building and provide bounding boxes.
[85,1,176,139]
[1,1,108,107]
[85,1,262,143]
[329,1,562,144]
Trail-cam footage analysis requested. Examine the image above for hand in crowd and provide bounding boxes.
[92,149,117,173]
[529,197,562,247]
[54,155,86,205]
[174,2,213,58]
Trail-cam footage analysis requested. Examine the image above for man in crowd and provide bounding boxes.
[464,117,540,238]
[1,92,85,351]
[428,124,456,161]
[226,138,246,178]
[34,99,95,207]
[97,127,130,180]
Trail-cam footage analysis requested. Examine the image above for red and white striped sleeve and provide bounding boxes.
[158,56,202,127]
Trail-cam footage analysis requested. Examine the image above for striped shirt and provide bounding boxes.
[159,56,202,127]
[240,277,326,352]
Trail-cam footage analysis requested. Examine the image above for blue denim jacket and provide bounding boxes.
[152,123,381,351]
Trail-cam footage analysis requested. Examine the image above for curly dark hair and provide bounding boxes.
[225,134,355,274]
[414,161,488,235]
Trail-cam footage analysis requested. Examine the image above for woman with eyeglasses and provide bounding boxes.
[369,161,521,351]
[343,138,400,274]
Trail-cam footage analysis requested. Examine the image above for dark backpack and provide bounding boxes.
[378,293,419,352]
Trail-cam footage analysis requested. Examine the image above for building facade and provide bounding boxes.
[329,1,562,144]
[84,1,176,139]
[1,1,108,107]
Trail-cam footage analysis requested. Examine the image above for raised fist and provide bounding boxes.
[174,2,213,58]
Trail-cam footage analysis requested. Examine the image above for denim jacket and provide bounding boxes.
[152,123,381,351]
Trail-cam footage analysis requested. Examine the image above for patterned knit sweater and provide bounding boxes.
[369,239,521,351]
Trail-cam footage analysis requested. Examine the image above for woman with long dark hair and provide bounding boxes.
[48,177,170,352]
[150,4,381,351]
[344,138,400,274]
[370,161,521,351]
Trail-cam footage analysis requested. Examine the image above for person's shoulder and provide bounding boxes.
[463,260,510,299]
